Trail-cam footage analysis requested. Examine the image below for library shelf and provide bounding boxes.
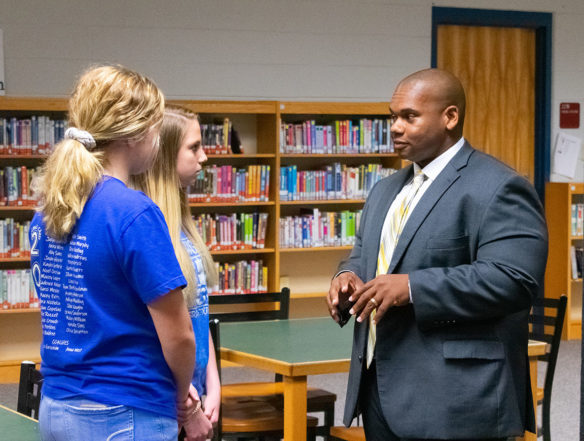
[0,308,40,314]
[544,182,584,340]
[206,154,275,160]
[0,98,407,380]
[211,248,275,256]
[280,199,365,206]
[279,246,353,253]
[190,201,275,208]
[280,153,399,159]
[0,257,31,264]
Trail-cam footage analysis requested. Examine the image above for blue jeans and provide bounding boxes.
[39,395,178,441]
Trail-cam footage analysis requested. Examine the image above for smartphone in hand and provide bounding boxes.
[336,288,355,327]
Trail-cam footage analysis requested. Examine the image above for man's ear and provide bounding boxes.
[443,105,459,131]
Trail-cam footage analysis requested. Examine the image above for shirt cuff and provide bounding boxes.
[333,269,355,279]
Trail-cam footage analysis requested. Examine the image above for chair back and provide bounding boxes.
[209,287,290,323]
[529,295,567,366]
[17,361,43,419]
[528,295,567,441]
[209,318,222,441]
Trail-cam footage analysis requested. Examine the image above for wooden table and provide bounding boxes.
[0,404,40,441]
[220,317,546,441]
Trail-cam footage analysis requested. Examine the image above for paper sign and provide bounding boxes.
[560,103,580,129]
[0,29,4,95]
[552,133,582,179]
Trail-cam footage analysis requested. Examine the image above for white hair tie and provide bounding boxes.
[65,127,96,150]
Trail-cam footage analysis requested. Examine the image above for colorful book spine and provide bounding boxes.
[0,269,38,310]
[209,259,268,295]
[571,203,584,236]
[193,212,268,251]
[187,164,270,203]
[279,209,362,249]
[0,116,66,155]
[279,163,396,201]
[200,118,232,155]
[0,166,39,206]
[280,118,394,154]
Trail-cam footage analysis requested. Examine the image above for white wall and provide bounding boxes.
[0,0,582,180]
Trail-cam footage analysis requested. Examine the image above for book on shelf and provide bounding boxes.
[210,259,268,295]
[279,208,362,249]
[571,246,583,280]
[572,203,584,236]
[0,116,66,155]
[193,212,268,251]
[0,269,38,310]
[0,166,39,206]
[280,118,393,154]
[0,218,30,258]
[188,164,270,203]
[279,163,396,201]
[200,118,244,155]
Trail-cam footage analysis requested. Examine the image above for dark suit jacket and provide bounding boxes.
[339,143,548,439]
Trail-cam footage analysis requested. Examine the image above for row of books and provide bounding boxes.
[0,166,39,206]
[280,119,394,154]
[210,259,268,295]
[201,118,233,155]
[0,269,38,310]
[570,246,583,280]
[279,209,362,249]
[187,164,270,203]
[0,116,67,155]
[571,203,584,236]
[0,219,31,258]
[193,213,269,250]
[279,163,396,201]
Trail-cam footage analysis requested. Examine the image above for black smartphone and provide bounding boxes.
[336,289,355,327]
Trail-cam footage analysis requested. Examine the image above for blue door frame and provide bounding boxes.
[431,7,552,200]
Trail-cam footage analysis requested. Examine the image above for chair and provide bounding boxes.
[209,318,318,441]
[528,295,567,441]
[209,288,337,439]
[17,360,43,420]
[329,426,365,441]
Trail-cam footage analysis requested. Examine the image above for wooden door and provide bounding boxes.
[437,25,535,181]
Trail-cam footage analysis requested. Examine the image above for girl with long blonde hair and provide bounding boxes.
[31,65,198,441]
[134,105,219,440]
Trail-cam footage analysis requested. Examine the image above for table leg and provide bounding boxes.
[283,374,307,441]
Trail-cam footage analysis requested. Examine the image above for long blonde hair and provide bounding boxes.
[134,106,217,307]
[33,65,165,241]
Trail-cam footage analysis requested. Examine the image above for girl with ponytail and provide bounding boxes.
[134,106,218,440]
[31,65,199,441]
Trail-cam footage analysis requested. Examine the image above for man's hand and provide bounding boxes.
[349,274,410,324]
[327,271,364,324]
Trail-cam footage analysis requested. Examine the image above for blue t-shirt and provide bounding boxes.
[30,176,187,419]
[180,231,209,396]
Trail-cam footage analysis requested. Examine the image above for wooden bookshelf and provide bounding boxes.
[544,182,584,339]
[0,98,406,380]
[276,101,402,300]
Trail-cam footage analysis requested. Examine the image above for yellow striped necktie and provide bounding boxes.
[367,170,426,368]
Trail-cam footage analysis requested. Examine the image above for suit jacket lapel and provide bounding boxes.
[387,143,474,273]
[366,166,413,281]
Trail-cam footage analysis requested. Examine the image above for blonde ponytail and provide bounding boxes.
[34,65,164,241]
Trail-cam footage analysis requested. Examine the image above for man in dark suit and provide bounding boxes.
[327,69,548,441]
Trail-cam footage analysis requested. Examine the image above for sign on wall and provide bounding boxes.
[0,29,4,95]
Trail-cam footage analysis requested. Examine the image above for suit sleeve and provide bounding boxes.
[409,174,548,328]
